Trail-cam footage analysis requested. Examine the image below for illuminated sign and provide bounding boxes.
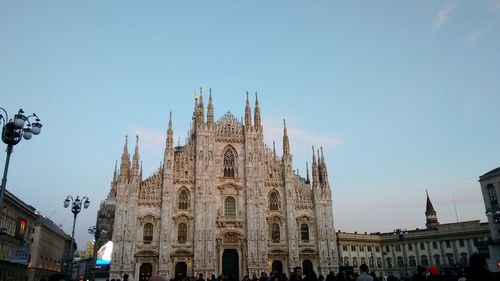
[96,241,113,266]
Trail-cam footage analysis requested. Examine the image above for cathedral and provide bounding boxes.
[102,92,338,281]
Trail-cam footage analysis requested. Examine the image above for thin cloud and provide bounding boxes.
[486,0,500,11]
[262,118,343,153]
[433,0,459,32]
[467,28,487,44]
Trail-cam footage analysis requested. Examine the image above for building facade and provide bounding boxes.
[0,190,37,281]
[28,215,72,281]
[479,167,500,271]
[337,194,492,279]
[104,94,338,281]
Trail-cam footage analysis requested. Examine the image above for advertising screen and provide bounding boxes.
[96,241,113,266]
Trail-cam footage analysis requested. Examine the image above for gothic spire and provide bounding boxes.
[207,89,214,125]
[254,92,261,128]
[198,87,205,124]
[132,135,140,178]
[245,91,252,128]
[167,111,173,151]
[306,162,310,184]
[120,135,130,180]
[425,190,439,229]
[283,119,290,156]
[112,159,118,183]
[192,91,199,128]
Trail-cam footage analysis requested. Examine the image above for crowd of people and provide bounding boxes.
[143,253,497,281]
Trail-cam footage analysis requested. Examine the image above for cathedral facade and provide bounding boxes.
[104,93,338,281]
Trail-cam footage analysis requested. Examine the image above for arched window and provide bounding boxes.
[178,223,187,243]
[397,256,404,267]
[386,257,393,268]
[377,257,382,268]
[409,256,416,267]
[343,257,349,266]
[487,184,498,210]
[178,189,189,209]
[143,223,153,244]
[224,149,235,177]
[269,192,280,210]
[300,224,309,241]
[224,196,236,217]
[272,223,280,242]
[460,252,468,265]
[352,257,358,267]
[420,255,429,267]
[360,257,366,265]
[434,254,441,266]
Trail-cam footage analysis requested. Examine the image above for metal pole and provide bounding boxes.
[68,212,78,281]
[0,144,13,212]
[91,230,99,281]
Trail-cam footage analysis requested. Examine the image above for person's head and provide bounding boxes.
[359,264,369,273]
[199,274,204,279]
[293,266,302,276]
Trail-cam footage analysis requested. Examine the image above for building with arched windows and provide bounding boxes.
[101,93,338,281]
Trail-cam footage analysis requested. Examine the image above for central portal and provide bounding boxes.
[222,249,239,281]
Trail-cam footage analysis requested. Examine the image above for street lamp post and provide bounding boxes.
[393,228,408,279]
[0,108,42,210]
[88,226,107,281]
[64,195,90,281]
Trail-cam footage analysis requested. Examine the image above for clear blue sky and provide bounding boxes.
[1,1,499,249]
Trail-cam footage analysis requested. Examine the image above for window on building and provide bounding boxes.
[361,257,366,265]
[386,258,393,269]
[178,223,187,243]
[343,257,350,266]
[377,257,382,268]
[432,241,438,249]
[367,246,372,252]
[445,240,451,248]
[421,255,429,267]
[447,253,454,265]
[397,256,404,267]
[269,192,280,210]
[409,256,416,267]
[300,224,309,241]
[420,243,425,250]
[434,254,441,266]
[459,239,465,247]
[395,245,401,252]
[272,223,280,242]
[143,223,153,243]
[178,189,189,209]
[487,184,499,210]
[351,245,356,251]
[360,245,364,251]
[369,257,374,267]
[375,246,380,252]
[460,253,468,265]
[385,246,390,252]
[343,245,348,251]
[352,257,358,267]
[223,149,235,177]
[224,196,236,217]
[408,243,413,251]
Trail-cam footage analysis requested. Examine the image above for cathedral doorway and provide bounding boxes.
[302,260,313,277]
[175,262,187,280]
[222,249,239,281]
[271,260,283,275]
[139,263,152,281]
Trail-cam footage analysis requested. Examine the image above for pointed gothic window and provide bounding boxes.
[272,223,280,242]
[143,223,153,244]
[269,192,280,210]
[224,149,235,177]
[487,184,498,210]
[178,223,187,243]
[224,196,236,217]
[178,189,189,210]
[300,224,310,241]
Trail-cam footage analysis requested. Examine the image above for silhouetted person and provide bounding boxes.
[411,265,426,281]
[47,274,65,281]
[465,253,495,281]
[356,264,373,281]
[290,267,303,281]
